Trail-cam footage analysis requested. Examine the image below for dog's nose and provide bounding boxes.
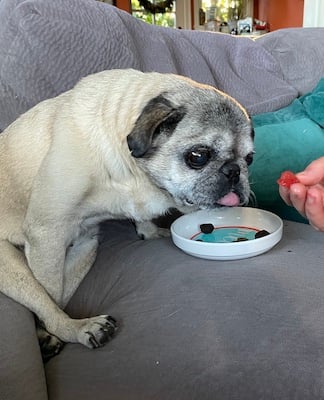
[220,162,240,184]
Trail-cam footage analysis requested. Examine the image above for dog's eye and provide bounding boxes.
[185,147,212,169]
[245,152,254,166]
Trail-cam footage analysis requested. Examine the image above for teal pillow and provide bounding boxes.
[249,79,324,223]
[301,79,324,128]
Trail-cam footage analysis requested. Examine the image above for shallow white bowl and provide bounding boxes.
[170,207,283,260]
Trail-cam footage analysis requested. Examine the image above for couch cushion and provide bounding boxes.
[43,219,324,400]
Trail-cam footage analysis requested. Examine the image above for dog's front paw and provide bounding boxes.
[77,315,117,349]
[153,227,171,238]
[135,220,170,239]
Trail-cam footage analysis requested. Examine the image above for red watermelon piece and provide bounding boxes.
[277,171,300,188]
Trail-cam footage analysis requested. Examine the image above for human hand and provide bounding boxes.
[278,157,324,231]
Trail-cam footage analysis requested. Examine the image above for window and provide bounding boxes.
[194,0,254,31]
[200,0,242,24]
[131,0,177,28]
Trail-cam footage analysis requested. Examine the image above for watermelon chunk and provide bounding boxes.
[277,171,300,188]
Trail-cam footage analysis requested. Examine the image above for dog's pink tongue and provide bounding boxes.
[216,192,240,206]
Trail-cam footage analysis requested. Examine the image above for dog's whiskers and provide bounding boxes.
[248,190,258,208]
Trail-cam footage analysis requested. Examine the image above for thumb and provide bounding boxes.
[296,157,324,186]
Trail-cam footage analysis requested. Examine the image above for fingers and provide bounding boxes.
[278,186,291,205]
[296,157,324,186]
[278,159,324,231]
[279,183,307,217]
[280,183,324,231]
[304,186,324,231]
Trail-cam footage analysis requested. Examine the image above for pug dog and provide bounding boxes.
[0,69,254,359]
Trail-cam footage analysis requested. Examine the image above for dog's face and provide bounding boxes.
[127,84,254,210]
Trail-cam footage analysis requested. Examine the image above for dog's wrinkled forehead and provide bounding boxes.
[127,85,253,158]
[181,91,254,153]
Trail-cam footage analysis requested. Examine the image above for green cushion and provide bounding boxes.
[249,78,324,223]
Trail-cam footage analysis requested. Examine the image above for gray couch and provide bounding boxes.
[0,1,324,399]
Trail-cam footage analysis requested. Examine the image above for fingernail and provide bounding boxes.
[296,172,306,179]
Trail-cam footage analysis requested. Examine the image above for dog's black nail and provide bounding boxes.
[87,333,100,348]
[106,315,117,325]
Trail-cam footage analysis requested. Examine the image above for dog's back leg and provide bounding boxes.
[34,234,98,362]
[35,317,65,362]
[0,240,117,348]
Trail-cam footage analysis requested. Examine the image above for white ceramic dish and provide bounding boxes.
[170,207,283,260]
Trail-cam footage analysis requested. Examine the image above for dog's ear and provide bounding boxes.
[127,94,185,158]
